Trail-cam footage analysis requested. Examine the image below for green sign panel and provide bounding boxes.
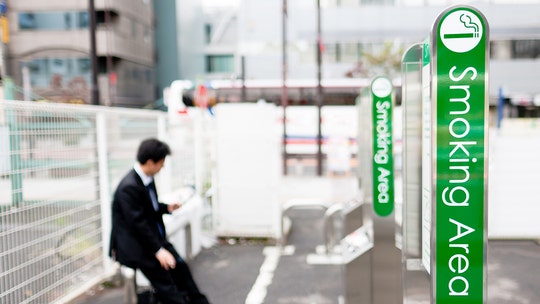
[371,76,394,217]
[431,6,489,303]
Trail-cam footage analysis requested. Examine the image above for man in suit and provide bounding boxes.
[109,138,210,304]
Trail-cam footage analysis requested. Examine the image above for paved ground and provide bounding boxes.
[69,208,540,304]
[487,240,540,303]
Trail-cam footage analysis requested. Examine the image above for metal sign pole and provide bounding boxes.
[401,43,431,303]
[364,77,402,304]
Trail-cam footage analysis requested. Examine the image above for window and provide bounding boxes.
[143,27,151,44]
[18,13,36,29]
[323,43,340,63]
[206,55,234,73]
[78,58,91,73]
[341,43,360,63]
[491,39,540,59]
[512,40,540,59]
[64,13,72,29]
[23,57,91,88]
[18,11,89,30]
[79,12,89,28]
[205,24,212,44]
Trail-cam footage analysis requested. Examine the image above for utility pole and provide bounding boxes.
[282,0,288,175]
[89,0,100,106]
[316,0,323,176]
[241,55,246,102]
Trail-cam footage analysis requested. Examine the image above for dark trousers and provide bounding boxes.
[138,245,210,304]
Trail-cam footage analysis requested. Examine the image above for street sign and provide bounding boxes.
[431,5,489,303]
[370,76,394,217]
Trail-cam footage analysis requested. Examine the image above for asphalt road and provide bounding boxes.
[70,209,540,304]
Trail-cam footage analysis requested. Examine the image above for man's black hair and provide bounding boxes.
[136,138,171,164]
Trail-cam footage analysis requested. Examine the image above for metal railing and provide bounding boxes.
[279,197,368,257]
[279,198,331,246]
[0,100,213,304]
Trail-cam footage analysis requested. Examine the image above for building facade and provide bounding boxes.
[200,0,540,104]
[5,1,538,107]
[5,0,155,107]
[154,0,205,102]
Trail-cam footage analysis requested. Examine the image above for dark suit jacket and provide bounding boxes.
[109,169,171,269]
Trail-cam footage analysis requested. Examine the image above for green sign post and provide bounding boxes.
[370,76,394,217]
[431,6,489,303]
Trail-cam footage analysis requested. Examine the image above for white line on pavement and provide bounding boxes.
[244,246,294,304]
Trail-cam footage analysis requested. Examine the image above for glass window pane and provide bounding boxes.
[512,40,540,59]
[18,11,89,30]
[18,13,36,29]
[324,43,338,63]
[341,43,359,63]
[206,55,234,73]
[24,57,91,88]
[78,12,89,29]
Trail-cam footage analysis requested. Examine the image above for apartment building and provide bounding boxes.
[5,0,155,107]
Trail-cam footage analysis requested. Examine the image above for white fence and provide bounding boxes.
[0,100,212,304]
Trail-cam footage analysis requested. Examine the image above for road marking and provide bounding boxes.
[245,246,294,304]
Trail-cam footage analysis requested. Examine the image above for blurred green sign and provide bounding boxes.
[370,76,394,217]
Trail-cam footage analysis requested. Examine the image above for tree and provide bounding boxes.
[345,41,404,79]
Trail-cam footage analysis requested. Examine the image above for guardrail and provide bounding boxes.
[280,196,369,259]
[322,203,344,254]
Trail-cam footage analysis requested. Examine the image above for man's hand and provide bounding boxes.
[155,248,176,270]
[167,202,182,213]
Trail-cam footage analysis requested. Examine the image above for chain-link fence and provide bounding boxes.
[0,100,212,303]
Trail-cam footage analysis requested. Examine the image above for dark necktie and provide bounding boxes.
[147,183,159,211]
[146,183,165,237]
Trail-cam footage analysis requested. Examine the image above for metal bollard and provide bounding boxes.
[121,266,137,304]
[322,203,344,254]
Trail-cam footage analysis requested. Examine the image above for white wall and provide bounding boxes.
[488,119,540,239]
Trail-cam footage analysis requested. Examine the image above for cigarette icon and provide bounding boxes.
[444,13,480,39]
[444,32,478,39]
